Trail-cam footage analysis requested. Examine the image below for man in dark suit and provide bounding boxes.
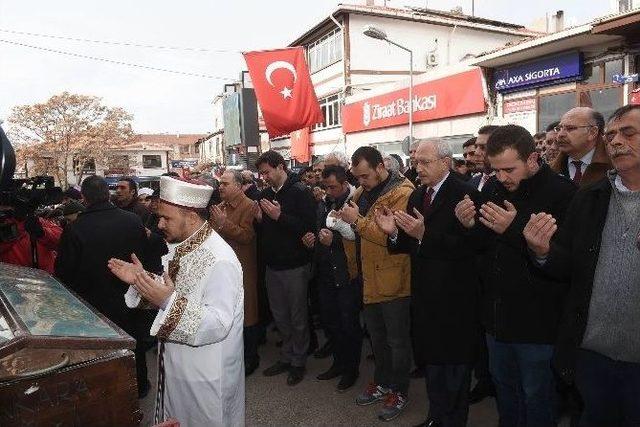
[376,139,481,427]
[55,175,151,397]
[469,125,500,193]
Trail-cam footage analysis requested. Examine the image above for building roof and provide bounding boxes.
[289,3,541,46]
[134,133,207,147]
[592,8,640,36]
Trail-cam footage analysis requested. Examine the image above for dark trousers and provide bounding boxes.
[425,364,472,427]
[363,297,411,395]
[486,334,556,427]
[265,264,310,368]
[474,326,492,386]
[318,279,363,375]
[132,309,155,388]
[410,303,426,370]
[575,349,640,427]
[244,324,261,366]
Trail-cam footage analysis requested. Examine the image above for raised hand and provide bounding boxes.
[259,199,282,221]
[479,200,517,234]
[210,205,227,230]
[107,253,145,285]
[455,195,476,228]
[301,232,316,249]
[318,228,333,246]
[523,213,557,257]
[133,271,175,308]
[374,206,398,236]
[340,201,360,225]
[394,208,425,241]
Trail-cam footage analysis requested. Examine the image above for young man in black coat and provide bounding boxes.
[455,125,577,427]
[55,175,152,397]
[254,151,317,386]
[524,105,640,426]
[377,139,481,427]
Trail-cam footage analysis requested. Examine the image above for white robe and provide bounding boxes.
[125,227,245,427]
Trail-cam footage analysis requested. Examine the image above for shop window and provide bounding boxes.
[583,63,602,85]
[143,155,162,169]
[604,59,624,85]
[579,87,623,122]
[538,92,576,132]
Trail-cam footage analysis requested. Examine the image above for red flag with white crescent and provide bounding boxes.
[243,47,323,138]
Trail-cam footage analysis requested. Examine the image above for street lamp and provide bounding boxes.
[363,25,414,146]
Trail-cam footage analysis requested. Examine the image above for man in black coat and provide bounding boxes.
[254,151,317,386]
[524,104,640,426]
[377,139,481,427]
[55,175,151,397]
[455,125,577,427]
[302,165,362,392]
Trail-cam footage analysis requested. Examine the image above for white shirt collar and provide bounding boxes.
[569,147,596,166]
[615,174,633,193]
[429,171,450,199]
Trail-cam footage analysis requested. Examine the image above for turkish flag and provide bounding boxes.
[243,47,323,138]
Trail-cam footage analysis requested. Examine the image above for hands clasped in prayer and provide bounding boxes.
[108,253,175,307]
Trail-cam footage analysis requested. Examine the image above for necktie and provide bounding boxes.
[572,160,584,184]
[423,187,435,215]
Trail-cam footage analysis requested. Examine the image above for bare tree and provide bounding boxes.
[8,92,134,188]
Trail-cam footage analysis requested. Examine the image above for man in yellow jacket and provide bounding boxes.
[339,146,414,422]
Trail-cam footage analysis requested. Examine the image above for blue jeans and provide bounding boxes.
[486,334,556,427]
[575,349,640,427]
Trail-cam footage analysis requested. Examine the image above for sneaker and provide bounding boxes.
[378,392,409,422]
[262,361,290,377]
[355,383,390,406]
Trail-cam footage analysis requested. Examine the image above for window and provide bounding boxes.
[538,91,576,132]
[307,28,343,73]
[143,155,162,169]
[579,87,622,122]
[179,145,190,154]
[313,94,342,131]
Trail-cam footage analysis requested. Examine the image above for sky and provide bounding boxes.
[0,0,615,135]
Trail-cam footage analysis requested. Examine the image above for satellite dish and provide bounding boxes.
[0,126,16,190]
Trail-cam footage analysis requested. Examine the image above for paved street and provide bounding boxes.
[140,331,571,426]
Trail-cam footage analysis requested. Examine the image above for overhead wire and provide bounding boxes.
[0,28,241,53]
[0,38,238,80]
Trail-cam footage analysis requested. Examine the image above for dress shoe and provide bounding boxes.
[336,372,358,392]
[313,340,333,359]
[469,381,496,404]
[287,366,305,386]
[316,364,341,380]
[410,366,426,379]
[262,361,290,377]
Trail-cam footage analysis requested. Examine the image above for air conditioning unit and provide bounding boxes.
[426,52,439,67]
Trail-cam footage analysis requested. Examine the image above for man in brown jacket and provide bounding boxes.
[552,107,612,186]
[339,146,414,422]
[210,170,260,375]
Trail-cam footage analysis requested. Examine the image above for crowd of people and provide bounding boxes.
[0,103,638,427]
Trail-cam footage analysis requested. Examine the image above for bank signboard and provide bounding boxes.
[342,68,486,134]
[493,51,583,93]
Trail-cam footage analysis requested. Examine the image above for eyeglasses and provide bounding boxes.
[417,158,445,166]
[554,124,595,133]
[604,126,640,143]
[463,151,475,158]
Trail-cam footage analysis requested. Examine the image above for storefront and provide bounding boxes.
[341,67,489,158]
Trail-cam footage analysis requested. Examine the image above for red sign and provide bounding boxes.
[503,98,536,114]
[342,68,486,133]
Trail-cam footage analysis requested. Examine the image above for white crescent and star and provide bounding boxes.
[265,60,297,100]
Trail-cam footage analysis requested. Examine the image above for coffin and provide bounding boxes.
[0,263,142,426]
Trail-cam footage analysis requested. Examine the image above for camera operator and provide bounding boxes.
[0,203,62,274]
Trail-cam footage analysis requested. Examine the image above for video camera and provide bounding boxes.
[0,125,63,242]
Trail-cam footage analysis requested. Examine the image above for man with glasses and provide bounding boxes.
[551,107,612,186]
[524,104,640,426]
